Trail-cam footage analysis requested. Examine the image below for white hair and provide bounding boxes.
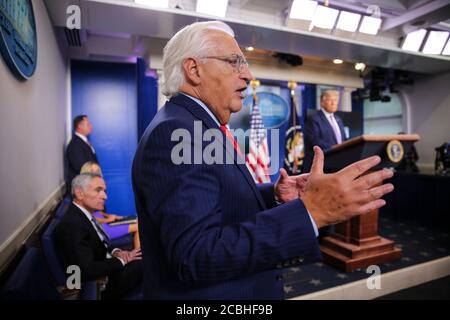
[162,21,235,98]
[71,173,102,197]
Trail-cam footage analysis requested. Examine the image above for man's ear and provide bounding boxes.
[182,58,201,86]
[74,187,84,201]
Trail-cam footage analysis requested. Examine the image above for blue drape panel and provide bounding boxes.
[71,60,138,215]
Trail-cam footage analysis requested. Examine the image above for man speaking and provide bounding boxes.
[132,21,394,299]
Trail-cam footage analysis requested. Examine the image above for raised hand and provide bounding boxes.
[301,146,394,228]
[274,168,310,203]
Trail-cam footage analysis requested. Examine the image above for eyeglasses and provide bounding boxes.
[200,54,249,73]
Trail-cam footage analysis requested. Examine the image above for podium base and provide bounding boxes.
[320,235,402,272]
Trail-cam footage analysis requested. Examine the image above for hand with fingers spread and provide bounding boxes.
[113,248,142,264]
[301,146,394,228]
[274,168,310,203]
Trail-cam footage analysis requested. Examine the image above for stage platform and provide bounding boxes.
[283,215,450,299]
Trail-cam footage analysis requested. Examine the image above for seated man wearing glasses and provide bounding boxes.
[132,20,394,300]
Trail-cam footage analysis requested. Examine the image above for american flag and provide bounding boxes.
[246,98,271,183]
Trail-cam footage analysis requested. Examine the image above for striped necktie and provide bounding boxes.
[91,216,110,246]
[329,114,342,144]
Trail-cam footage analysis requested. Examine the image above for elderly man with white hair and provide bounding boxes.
[56,173,143,299]
[132,21,394,299]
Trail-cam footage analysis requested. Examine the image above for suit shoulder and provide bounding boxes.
[312,110,324,119]
[306,111,322,125]
[58,206,84,229]
[142,105,195,141]
[66,135,83,150]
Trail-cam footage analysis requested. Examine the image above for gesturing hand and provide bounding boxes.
[114,248,142,264]
[274,168,310,203]
[302,146,394,228]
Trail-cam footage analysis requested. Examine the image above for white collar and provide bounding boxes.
[75,132,88,143]
[180,92,221,127]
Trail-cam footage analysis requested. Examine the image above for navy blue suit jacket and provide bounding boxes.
[132,94,321,299]
[303,110,346,172]
[66,135,98,185]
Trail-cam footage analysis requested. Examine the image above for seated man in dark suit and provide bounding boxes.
[303,90,347,172]
[56,173,143,300]
[66,115,98,187]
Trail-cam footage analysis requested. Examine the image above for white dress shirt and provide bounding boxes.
[321,108,342,144]
[75,132,96,154]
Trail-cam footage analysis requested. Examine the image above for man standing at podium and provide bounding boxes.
[303,90,347,172]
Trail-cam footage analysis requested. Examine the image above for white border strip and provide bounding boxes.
[290,256,450,300]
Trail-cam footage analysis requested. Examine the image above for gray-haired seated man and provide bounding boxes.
[56,173,143,299]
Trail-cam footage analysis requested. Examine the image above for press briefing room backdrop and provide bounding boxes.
[0,0,449,304]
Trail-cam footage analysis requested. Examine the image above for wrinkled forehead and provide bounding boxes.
[206,29,242,55]
[90,177,106,189]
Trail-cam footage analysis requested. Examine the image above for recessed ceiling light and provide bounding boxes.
[289,0,318,20]
[401,29,427,52]
[333,59,343,64]
[196,0,229,17]
[422,31,449,54]
[359,16,382,35]
[355,62,366,71]
[245,46,255,52]
[336,11,361,32]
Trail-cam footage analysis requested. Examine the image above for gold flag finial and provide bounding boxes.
[250,79,260,89]
[288,80,297,96]
[250,79,260,101]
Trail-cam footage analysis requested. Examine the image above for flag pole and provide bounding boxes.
[287,80,297,96]
[288,80,297,126]
[284,80,305,175]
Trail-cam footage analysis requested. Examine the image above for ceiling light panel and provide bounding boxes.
[309,5,339,30]
[289,0,318,20]
[336,11,361,32]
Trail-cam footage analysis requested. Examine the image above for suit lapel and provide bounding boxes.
[71,204,108,252]
[335,116,346,141]
[171,94,267,209]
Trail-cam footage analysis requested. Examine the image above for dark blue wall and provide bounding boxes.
[137,58,158,140]
[71,60,138,215]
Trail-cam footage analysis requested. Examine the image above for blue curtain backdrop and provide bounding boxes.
[265,83,317,181]
[137,58,158,140]
[72,59,159,215]
[71,60,138,215]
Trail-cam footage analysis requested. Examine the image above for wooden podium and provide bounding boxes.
[320,134,420,272]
